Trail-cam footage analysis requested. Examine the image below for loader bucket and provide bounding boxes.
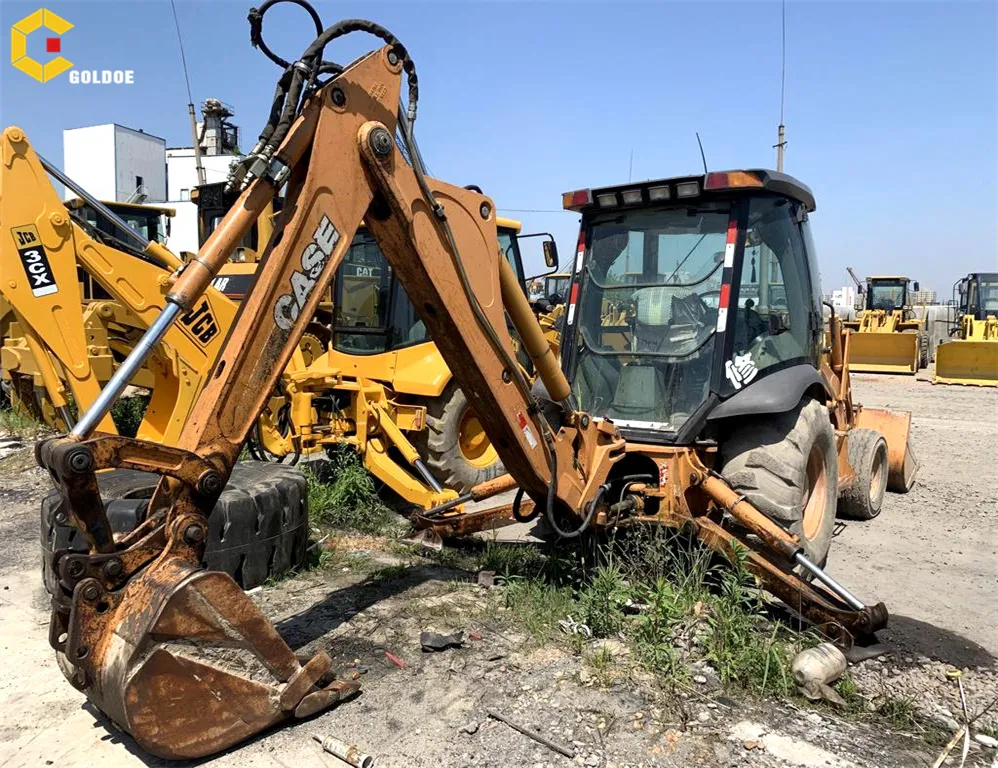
[934,340,998,387]
[847,332,919,374]
[854,407,918,492]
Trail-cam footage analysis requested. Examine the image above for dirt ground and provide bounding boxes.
[1,370,996,768]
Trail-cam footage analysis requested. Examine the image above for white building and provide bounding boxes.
[61,102,243,256]
[63,124,166,203]
[830,286,857,310]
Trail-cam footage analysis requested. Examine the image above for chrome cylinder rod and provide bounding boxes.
[413,459,443,493]
[71,302,183,438]
[57,406,75,431]
[38,154,151,252]
[793,552,865,611]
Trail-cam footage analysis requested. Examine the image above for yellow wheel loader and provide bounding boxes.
[196,179,558,500]
[934,272,998,386]
[842,275,928,374]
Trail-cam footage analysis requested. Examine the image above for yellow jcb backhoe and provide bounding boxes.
[843,274,928,374]
[31,14,916,759]
[934,272,998,386]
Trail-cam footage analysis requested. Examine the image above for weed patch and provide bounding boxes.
[110,396,148,438]
[304,448,398,535]
[0,406,48,438]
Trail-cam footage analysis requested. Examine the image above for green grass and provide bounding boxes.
[480,528,817,699]
[304,447,397,535]
[110,396,148,438]
[480,541,547,578]
[877,696,921,731]
[0,405,48,438]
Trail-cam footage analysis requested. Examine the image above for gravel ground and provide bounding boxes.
[0,369,995,767]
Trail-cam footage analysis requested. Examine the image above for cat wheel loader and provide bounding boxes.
[32,10,916,759]
[934,272,998,387]
[842,275,928,374]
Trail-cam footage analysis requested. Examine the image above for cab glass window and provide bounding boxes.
[332,236,391,353]
[729,197,811,386]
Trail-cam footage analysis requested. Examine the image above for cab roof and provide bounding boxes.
[563,169,816,214]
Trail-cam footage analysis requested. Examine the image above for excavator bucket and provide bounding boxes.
[847,331,919,374]
[854,407,918,492]
[50,551,358,759]
[934,340,998,387]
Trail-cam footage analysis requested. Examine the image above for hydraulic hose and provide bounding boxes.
[242,4,597,537]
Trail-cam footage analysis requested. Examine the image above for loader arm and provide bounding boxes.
[0,129,302,444]
[1,130,115,432]
[35,44,620,759]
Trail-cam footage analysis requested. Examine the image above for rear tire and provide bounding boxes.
[41,461,309,590]
[837,428,888,520]
[414,381,505,494]
[919,332,929,369]
[719,398,838,566]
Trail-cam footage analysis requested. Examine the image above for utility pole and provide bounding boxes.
[776,124,785,172]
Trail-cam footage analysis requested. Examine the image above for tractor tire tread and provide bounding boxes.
[719,398,838,565]
[415,382,504,494]
[837,428,888,521]
[41,461,308,590]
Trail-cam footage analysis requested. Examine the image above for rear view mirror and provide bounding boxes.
[913,281,920,292]
[543,239,558,269]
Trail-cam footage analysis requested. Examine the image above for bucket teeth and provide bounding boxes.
[53,557,357,760]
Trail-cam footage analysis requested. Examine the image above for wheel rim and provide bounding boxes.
[870,443,888,506]
[457,407,497,468]
[802,444,828,540]
[299,333,325,366]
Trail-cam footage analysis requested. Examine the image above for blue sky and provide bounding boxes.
[2,1,995,294]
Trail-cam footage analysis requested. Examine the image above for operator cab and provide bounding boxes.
[864,276,915,313]
[958,273,998,321]
[331,218,528,354]
[561,170,822,444]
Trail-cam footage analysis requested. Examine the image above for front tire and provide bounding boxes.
[837,428,888,520]
[413,382,505,494]
[719,398,838,566]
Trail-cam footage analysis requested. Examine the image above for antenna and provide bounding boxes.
[695,132,708,174]
[774,0,787,171]
[170,0,206,187]
[628,149,634,182]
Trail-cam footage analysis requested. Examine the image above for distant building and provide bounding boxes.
[829,286,857,310]
[62,124,166,203]
[62,100,243,255]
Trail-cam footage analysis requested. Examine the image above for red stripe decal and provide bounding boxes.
[719,283,731,309]
[725,219,738,245]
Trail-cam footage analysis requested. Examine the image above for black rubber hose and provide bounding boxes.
[248,0,324,69]
[543,476,607,541]
[511,487,539,523]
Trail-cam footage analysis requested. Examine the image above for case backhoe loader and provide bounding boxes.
[843,275,928,374]
[934,272,998,386]
[31,13,915,760]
